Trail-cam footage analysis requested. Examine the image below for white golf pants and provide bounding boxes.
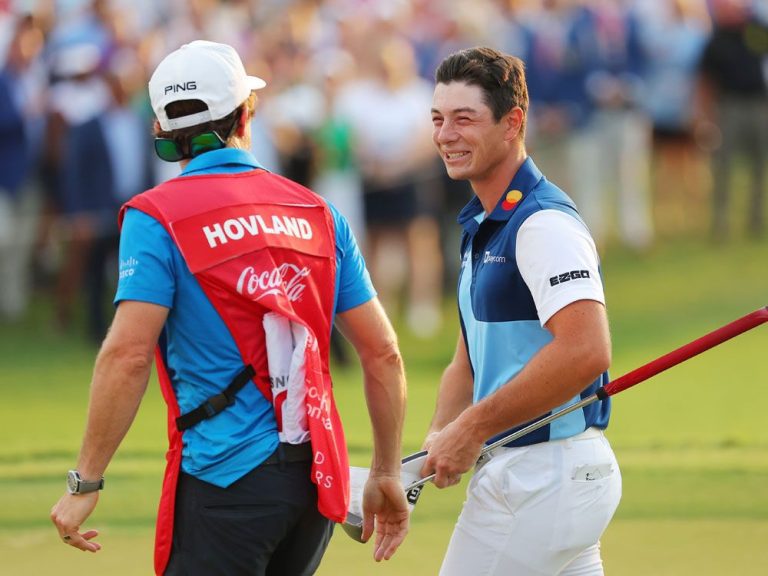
[440,427,621,576]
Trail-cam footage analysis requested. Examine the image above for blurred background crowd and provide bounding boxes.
[1,0,767,346]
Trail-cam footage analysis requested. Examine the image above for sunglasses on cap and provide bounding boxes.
[153,115,240,162]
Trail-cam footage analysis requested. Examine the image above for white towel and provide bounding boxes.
[263,312,310,444]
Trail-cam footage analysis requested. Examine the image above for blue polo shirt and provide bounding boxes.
[116,148,375,486]
[457,157,610,446]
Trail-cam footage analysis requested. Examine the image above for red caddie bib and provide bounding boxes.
[119,169,350,575]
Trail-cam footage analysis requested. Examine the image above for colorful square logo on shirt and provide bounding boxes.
[502,189,523,211]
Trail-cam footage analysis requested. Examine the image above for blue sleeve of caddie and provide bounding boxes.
[114,208,176,308]
[329,203,375,313]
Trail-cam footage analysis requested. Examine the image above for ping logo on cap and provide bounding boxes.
[164,81,197,95]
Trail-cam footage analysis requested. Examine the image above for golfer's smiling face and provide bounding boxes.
[431,81,510,183]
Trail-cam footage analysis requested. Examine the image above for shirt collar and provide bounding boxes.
[181,148,263,176]
[457,157,544,233]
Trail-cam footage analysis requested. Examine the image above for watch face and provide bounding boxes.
[66,470,80,494]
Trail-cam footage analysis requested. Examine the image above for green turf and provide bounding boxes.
[1,234,767,574]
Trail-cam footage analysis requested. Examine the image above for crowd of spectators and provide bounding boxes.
[1,0,766,342]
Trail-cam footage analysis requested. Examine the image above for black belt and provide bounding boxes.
[262,442,314,466]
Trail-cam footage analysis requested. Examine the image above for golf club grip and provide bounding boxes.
[603,306,768,397]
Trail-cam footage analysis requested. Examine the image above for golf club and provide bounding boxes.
[341,450,428,542]
[341,305,768,542]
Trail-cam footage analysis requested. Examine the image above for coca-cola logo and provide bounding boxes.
[236,263,311,302]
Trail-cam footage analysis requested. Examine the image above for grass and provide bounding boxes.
[1,232,767,575]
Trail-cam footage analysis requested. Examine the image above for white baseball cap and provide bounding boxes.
[149,40,266,131]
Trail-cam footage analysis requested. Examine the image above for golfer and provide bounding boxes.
[50,40,409,575]
[421,47,622,575]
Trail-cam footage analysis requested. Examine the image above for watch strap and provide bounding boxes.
[68,470,104,494]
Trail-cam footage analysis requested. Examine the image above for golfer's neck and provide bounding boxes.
[472,149,527,214]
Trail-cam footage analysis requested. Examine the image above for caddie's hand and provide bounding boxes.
[50,492,101,552]
[362,473,410,562]
[421,419,483,489]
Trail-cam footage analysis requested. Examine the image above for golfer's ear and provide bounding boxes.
[504,107,524,142]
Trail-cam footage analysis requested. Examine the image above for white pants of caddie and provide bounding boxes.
[440,427,621,576]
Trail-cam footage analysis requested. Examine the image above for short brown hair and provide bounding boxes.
[154,93,257,142]
[435,47,528,131]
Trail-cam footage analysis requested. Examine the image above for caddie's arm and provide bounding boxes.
[50,300,168,552]
[335,297,409,562]
[423,299,610,488]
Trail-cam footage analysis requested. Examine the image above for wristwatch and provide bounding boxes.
[66,470,104,495]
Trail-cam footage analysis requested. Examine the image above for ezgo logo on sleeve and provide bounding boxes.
[549,270,590,286]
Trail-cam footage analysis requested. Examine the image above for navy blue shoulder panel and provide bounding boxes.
[463,179,584,323]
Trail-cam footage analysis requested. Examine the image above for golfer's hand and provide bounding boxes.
[421,431,440,452]
[361,473,410,561]
[50,492,101,552]
[421,419,483,489]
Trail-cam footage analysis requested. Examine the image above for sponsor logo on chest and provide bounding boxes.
[483,251,506,264]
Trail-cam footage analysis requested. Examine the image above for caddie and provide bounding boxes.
[50,40,409,575]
